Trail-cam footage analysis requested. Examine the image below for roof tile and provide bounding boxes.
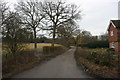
[111,20,120,29]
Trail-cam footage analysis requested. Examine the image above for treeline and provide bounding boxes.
[0,0,82,54]
[0,0,108,55]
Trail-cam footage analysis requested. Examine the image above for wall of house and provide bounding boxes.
[117,29,120,41]
[118,42,120,52]
[115,42,120,52]
[108,24,118,42]
[109,42,120,52]
[115,42,119,52]
[108,22,120,52]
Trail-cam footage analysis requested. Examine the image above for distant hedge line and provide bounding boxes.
[79,40,109,48]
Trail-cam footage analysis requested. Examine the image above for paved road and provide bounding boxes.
[13,48,93,78]
[0,44,2,79]
[0,55,2,79]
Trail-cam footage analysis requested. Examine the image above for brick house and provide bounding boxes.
[108,20,120,52]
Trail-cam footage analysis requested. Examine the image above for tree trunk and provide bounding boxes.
[33,28,37,49]
[52,25,56,47]
[76,37,79,48]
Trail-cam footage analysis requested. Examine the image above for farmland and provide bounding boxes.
[2,43,61,54]
[26,43,61,49]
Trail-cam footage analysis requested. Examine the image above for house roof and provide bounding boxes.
[111,20,120,29]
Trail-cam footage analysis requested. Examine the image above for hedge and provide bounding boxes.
[79,40,109,48]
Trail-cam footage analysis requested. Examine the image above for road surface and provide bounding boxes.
[0,55,2,79]
[13,48,93,78]
[0,44,2,79]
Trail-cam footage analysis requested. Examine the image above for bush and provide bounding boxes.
[106,48,115,53]
[74,48,119,78]
[79,40,109,48]
[2,50,38,75]
[91,51,99,64]
[75,48,117,67]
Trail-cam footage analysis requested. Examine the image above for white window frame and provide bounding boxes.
[111,42,115,48]
[110,31,114,36]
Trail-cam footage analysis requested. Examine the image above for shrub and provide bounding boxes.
[79,40,109,48]
[75,48,119,78]
[106,48,115,53]
[2,50,38,74]
[91,51,100,64]
[75,48,117,67]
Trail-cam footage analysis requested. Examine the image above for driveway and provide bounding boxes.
[13,48,93,78]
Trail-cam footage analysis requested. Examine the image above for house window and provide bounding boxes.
[111,42,115,48]
[110,31,114,36]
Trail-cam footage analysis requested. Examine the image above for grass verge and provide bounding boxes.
[74,48,119,78]
[2,45,68,78]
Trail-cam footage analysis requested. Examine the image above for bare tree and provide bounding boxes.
[0,0,9,34]
[72,29,82,47]
[80,30,92,44]
[2,12,26,54]
[57,24,78,47]
[99,33,108,41]
[41,1,81,47]
[72,29,93,47]
[15,0,45,48]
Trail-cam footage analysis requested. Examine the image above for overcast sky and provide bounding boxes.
[4,0,120,36]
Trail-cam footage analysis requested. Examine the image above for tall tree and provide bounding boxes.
[41,1,81,47]
[72,29,82,47]
[2,12,26,54]
[57,24,78,47]
[15,0,45,48]
[80,30,92,43]
[0,0,9,34]
[99,33,108,41]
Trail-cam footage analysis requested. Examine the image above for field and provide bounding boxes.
[2,43,62,54]
[26,43,61,49]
